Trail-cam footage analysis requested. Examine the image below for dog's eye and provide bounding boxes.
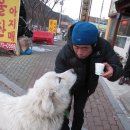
[58,77,62,83]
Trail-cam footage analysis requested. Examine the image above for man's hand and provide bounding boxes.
[102,63,113,79]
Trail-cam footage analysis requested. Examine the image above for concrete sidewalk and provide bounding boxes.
[0,40,130,130]
[103,78,130,118]
[99,78,130,130]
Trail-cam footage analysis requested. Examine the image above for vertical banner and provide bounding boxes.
[80,0,92,21]
[0,0,20,50]
[48,19,57,33]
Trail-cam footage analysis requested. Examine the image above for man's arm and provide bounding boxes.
[55,47,70,73]
[103,40,123,81]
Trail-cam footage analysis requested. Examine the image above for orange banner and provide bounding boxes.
[0,0,20,50]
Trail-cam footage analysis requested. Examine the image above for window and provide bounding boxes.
[118,17,130,37]
[116,16,130,48]
[115,35,127,48]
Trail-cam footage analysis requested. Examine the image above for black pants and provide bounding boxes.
[123,48,130,77]
[60,87,89,130]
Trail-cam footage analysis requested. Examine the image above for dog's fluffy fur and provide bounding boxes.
[0,69,76,130]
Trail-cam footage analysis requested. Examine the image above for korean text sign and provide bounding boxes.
[0,0,20,50]
[48,19,57,33]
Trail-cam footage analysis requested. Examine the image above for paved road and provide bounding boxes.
[0,40,128,130]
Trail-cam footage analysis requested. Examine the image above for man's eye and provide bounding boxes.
[58,77,62,83]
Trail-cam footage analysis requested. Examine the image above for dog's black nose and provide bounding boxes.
[70,69,75,74]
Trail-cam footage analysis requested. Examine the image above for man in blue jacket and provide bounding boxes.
[55,21,123,130]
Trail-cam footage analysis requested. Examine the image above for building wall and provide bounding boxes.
[106,0,130,59]
[89,16,108,23]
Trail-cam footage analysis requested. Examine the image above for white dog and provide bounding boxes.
[0,69,76,130]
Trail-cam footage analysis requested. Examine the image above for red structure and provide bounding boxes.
[33,31,54,45]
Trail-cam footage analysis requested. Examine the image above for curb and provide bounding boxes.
[99,77,130,130]
[0,74,26,96]
[120,92,130,115]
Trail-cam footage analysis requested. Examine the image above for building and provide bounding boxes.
[105,0,130,59]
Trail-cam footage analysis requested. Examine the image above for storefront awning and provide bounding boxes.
[115,0,130,14]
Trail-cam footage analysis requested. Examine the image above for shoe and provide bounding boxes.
[119,77,125,85]
[125,77,130,85]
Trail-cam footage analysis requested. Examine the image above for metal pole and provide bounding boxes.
[98,0,104,29]
[58,0,63,29]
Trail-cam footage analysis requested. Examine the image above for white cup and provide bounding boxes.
[95,63,105,76]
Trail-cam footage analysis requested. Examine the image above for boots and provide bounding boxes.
[125,77,130,85]
[119,76,125,85]
[119,76,130,85]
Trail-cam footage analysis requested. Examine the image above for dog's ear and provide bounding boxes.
[42,89,54,114]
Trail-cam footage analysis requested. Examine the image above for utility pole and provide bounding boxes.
[98,0,104,29]
[58,0,64,29]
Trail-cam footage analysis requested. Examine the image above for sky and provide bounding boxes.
[53,0,112,20]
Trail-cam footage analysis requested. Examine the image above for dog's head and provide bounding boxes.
[31,69,77,117]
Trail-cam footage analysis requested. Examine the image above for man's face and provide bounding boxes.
[73,45,93,59]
